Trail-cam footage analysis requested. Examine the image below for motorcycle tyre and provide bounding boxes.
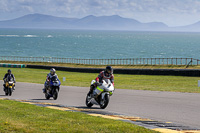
[45,93,50,100]
[4,87,8,96]
[86,93,93,108]
[53,89,58,100]
[100,94,109,109]
[8,88,12,96]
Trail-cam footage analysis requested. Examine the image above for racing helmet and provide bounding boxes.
[50,68,56,75]
[105,66,113,75]
[8,69,11,74]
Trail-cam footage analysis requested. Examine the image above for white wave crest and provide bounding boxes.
[0,35,19,37]
[24,35,37,37]
[47,35,53,38]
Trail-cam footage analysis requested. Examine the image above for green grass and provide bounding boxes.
[0,67,200,93]
[0,99,158,133]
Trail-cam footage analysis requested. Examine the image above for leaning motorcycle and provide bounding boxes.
[44,76,61,100]
[4,75,15,96]
[86,79,114,109]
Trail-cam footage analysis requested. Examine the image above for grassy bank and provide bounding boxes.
[0,99,158,133]
[0,67,200,93]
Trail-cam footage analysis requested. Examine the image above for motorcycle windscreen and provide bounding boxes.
[51,76,58,82]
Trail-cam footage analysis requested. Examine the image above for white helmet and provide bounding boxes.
[50,68,56,75]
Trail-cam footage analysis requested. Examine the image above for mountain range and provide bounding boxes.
[0,13,200,32]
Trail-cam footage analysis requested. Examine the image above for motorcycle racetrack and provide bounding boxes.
[0,81,200,131]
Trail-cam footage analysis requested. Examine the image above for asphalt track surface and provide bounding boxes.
[0,81,200,129]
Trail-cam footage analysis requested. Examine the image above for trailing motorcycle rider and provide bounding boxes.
[43,68,58,93]
[3,69,16,90]
[89,66,114,95]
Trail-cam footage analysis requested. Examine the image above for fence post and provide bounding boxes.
[167,58,168,65]
[136,58,138,65]
[181,58,182,65]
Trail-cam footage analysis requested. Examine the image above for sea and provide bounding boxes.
[0,28,200,59]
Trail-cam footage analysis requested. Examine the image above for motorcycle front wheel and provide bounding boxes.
[86,92,93,108]
[100,94,109,109]
[8,88,12,96]
[53,89,58,100]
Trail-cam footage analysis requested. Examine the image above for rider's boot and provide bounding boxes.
[3,84,5,91]
[43,88,46,93]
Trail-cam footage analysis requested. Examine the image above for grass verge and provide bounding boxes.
[0,67,200,93]
[0,99,158,133]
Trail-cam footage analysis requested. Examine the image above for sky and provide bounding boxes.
[0,0,200,27]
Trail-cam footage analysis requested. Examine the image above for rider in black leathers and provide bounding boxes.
[3,69,16,90]
[43,68,58,93]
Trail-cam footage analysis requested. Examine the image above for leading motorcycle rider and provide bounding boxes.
[89,66,114,94]
[43,68,58,93]
[3,69,16,90]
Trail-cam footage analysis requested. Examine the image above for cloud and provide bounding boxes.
[2,0,200,15]
[0,1,9,12]
[1,0,200,26]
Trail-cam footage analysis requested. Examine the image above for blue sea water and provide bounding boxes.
[0,28,200,59]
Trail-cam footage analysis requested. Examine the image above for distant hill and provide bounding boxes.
[0,14,78,29]
[1,13,199,32]
[0,13,169,31]
[72,15,145,30]
[175,21,200,32]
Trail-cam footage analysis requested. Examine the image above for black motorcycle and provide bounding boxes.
[44,76,61,100]
[4,75,15,96]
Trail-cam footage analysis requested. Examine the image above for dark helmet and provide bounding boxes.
[8,69,11,73]
[105,66,113,74]
[50,68,56,75]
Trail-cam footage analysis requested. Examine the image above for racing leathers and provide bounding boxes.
[3,73,16,90]
[43,73,58,93]
[90,71,114,93]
